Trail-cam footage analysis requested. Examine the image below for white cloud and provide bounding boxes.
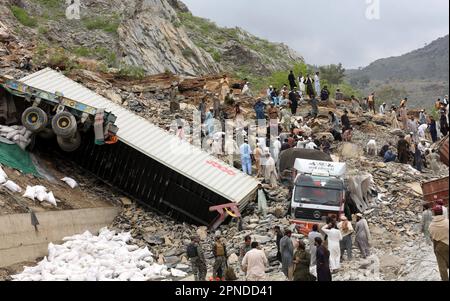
[182,0,449,68]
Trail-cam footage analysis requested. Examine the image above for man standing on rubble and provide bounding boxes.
[240,139,253,176]
[408,116,419,138]
[310,96,319,118]
[242,242,269,281]
[399,103,408,130]
[315,237,332,281]
[240,235,252,261]
[429,116,438,143]
[288,71,297,91]
[212,235,228,280]
[274,226,284,262]
[368,93,376,114]
[379,103,387,115]
[254,99,266,121]
[264,153,278,189]
[213,94,221,118]
[289,89,298,115]
[397,134,410,164]
[187,236,207,281]
[280,230,294,280]
[205,108,215,136]
[429,205,449,281]
[338,216,354,261]
[198,96,207,123]
[422,203,433,245]
[314,72,321,97]
[255,184,269,217]
[419,110,427,125]
[355,213,371,259]
[440,110,449,137]
[341,110,351,132]
[169,83,179,113]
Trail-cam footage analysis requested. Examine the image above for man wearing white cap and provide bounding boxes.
[272,136,282,164]
[419,110,427,125]
[305,138,318,150]
[267,86,273,102]
[379,103,387,115]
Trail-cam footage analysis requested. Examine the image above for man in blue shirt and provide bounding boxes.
[240,140,253,176]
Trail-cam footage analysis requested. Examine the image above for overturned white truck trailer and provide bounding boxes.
[5,68,259,226]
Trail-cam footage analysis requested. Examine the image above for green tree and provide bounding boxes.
[319,63,346,85]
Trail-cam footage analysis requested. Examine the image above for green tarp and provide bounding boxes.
[0,142,39,176]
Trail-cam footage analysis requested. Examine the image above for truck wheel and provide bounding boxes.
[57,131,81,152]
[21,107,48,132]
[52,112,77,138]
[38,128,55,140]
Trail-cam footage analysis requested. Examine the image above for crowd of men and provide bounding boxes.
[186,212,374,282]
[178,73,449,282]
[374,95,449,174]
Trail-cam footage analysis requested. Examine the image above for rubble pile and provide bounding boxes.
[109,186,291,280]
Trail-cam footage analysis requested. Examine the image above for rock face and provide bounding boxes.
[1,0,303,77]
[118,0,220,76]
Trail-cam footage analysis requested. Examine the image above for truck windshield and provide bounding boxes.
[294,186,341,207]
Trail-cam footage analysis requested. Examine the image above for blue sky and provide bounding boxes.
[182,0,449,68]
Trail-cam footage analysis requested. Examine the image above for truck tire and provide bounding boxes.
[21,107,48,132]
[57,131,81,152]
[52,111,77,138]
[38,128,55,140]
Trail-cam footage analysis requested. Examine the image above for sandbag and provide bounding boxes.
[0,174,6,184]
[2,180,22,193]
[171,268,187,278]
[46,192,57,207]
[23,186,36,200]
[61,177,78,189]
[6,130,19,140]
[0,166,7,179]
[0,126,14,133]
[33,185,47,193]
[36,190,47,202]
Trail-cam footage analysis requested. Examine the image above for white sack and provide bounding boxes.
[61,177,78,189]
[23,186,36,200]
[2,180,22,193]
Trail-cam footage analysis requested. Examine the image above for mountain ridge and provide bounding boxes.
[346,35,449,108]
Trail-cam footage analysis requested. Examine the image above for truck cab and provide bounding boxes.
[290,159,347,235]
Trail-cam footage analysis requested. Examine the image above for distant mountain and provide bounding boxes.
[346,35,449,108]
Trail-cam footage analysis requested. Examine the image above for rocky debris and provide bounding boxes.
[109,183,290,280]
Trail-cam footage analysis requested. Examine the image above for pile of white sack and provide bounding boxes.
[12,228,187,281]
[0,125,33,150]
[23,185,58,207]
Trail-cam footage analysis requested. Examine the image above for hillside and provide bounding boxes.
[347,35,449,108]
[0,0,303,78]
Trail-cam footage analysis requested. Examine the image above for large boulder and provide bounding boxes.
[339,143,363,159]
[390,128,405,137]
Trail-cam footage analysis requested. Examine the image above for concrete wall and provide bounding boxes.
[0,207,120,268]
